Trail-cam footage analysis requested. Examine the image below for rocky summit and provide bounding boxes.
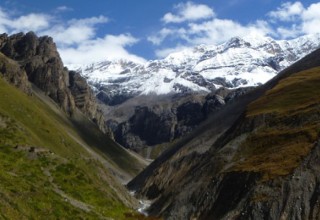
[0,32,109,134]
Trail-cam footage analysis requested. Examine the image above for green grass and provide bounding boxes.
[0,146,100,219]
[230,67,320,180]
[0,75,150,219]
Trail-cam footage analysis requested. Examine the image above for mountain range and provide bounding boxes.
[2,30,320,220]
[128,45,320,220]
[70,34,320,157]
[72,33,320,103]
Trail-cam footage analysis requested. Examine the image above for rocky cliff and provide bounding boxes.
[0,52,30,93]
[128,48,320,219]
[106,87,252,156]
[0,32,108,133]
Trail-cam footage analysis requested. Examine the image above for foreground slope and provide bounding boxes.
[0,52,149,218]
[128,48,320,219]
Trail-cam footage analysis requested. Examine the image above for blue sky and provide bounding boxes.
[1,0,320,65]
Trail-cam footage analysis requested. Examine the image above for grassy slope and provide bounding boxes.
[231,67,320,180]
[31,84,148,181]
[0,76,151,219]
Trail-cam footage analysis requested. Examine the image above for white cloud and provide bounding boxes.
[147,27,187,45]
[187,19,271,45]
[152,19,271,58]
[149,16,271,51]
[301,3,320,35]
[162,1,215,24]
[10,13,50,32]
[268,2,320,38]
[150,1,272,54]
[155,45,190,58]
[268,2,304,22]
[42,16,108,46]
[56,6,73,12]
[59,34,145,65]
[0,6,145,64]
[0,7,51,33]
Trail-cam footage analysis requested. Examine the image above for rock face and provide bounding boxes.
[0,32,107,133]
[128,48,320,219]
[0,32,75,114]
[0,52,30,93]
[107,87,252,154]
[68,71,107,133]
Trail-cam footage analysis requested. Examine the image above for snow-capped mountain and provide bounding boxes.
[69,34,320,105]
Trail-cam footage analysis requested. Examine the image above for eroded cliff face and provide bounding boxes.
[128,48,320,219]
[0,52,30,93]
[0,32,75,114]
[108,87,252,156]
[68,71,108,133]
[0,32,108,133]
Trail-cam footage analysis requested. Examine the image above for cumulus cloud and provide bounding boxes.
[162,1,215,24]
[153,19,271,58]
[0,7,50,33]
[150,2,271,57]
[147,27,187,45]
[0,6,145,65]
[268,2,304,22]
[268,1,320,38]
[42,16,109,46]
[59,34,145,65]
[186,19,271,45]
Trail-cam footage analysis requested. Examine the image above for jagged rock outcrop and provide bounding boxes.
[0,32,75,114]
[68,71,107,133]
[0,52,30,93]
[0,32,108,133]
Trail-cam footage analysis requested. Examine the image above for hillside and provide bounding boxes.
[0,39,150,218]
[128,48,320,219]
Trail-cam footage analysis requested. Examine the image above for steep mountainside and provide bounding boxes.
[0,32,109,134]
[128,47,320,219]
[0,34,152,219]
[69,34,320,156]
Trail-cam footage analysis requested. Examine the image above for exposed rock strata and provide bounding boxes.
[0,32,108,133]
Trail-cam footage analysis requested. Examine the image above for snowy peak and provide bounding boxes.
[71,34,320,105]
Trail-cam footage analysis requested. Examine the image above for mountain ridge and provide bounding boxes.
[71,33,320,104]
[127,47,320,219]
